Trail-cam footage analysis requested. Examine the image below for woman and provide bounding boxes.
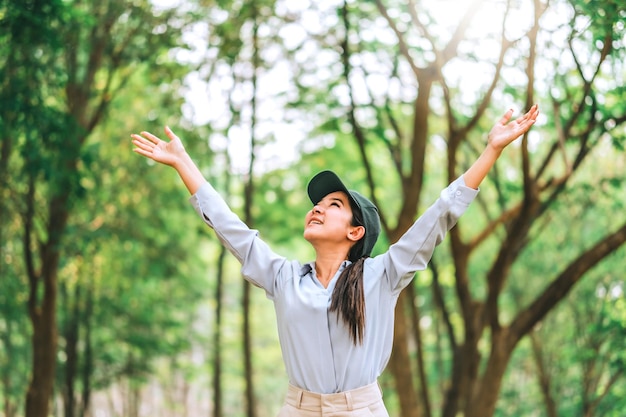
[131,105,538,416]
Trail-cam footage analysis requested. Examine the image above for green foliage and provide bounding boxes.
[1,0,625,415]
[0,252,30,417]
[0,0,213,414]
[570,0,626,42]
[53,60,212,401]
[500,252,626,416]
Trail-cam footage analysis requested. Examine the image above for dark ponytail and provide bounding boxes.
[330,257,367,345]
[329,200,367,345]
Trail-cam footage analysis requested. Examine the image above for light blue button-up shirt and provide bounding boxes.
[190,176,478,394]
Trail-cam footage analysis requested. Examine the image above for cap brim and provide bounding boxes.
[307,170,352,204]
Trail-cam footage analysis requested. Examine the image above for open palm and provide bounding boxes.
[488,105,539,151]
[131,126,186,167]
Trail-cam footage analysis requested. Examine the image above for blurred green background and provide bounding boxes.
[1,0,625,416]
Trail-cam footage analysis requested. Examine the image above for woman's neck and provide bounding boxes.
[314,252,348,288]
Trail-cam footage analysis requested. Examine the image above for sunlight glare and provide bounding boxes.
[430,0,535,49]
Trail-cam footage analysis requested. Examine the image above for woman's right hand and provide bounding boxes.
[131,126,187,168]
[132,126,206,194]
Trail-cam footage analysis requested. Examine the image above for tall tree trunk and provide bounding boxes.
[242,281,255,417]
[385,74,433,417]
[212,246,227,417]
[407,283,432,417]
[25,327,55,417]
[388,293,421,417]
[25,187,70,417]
[62,283,81,417]
[466,330,512,417]
[242,4,260,416]
[342,3,435,415]
[80,286,94,417]
[25,290,58,417]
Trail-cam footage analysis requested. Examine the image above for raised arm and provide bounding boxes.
[131,126,205,195]
[463,105,539,189]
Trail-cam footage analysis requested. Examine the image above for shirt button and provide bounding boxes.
[455,190,462,196]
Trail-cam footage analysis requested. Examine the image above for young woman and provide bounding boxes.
[131,105,538,416]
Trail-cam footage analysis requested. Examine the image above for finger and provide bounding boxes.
[132,141,153,153]
[521,119,536,131]
[499,109,514,125]
[523,104,539,121]
[164,126,181,143]
[140,131,163,144]
[132,147,152,158]
[516,117,536,134]
[516,106,538,125]
[131,134,156,151]
[530,104,539,120]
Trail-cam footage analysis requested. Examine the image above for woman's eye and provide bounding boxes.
[331,202,339,207]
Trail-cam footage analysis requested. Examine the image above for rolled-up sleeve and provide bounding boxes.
[189,182,288,298]
[383,176,479,293]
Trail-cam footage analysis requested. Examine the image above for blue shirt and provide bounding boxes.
[190,176,478,394]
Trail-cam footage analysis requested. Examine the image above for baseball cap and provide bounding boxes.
[307,170,381,261]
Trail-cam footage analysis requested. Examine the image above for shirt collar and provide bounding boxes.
[299,263,313,277]
[299,260,352,278]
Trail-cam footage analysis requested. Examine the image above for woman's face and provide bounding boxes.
[303,191,362,247]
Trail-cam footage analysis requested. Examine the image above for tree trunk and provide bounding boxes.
[24,166,73,417]
[62,284,81,417]
[388,291,421,417]
[406,283,432,417]
[212,246,226,417]
[80,286,94,417]
[25,294,58,417]
[242,281,256,417]
[466,330,512,417]
[442,335,481,417]
[380,71,434,417]
[242,7,260,416]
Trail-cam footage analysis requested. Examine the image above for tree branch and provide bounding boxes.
[509,222,626,344]
[441,0,485,62]
[373,0,423,78]
[587,369,624,412]
[340,2,386,232]
[467,203,522,251]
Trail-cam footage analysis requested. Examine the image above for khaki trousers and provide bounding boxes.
[277,382,390,417]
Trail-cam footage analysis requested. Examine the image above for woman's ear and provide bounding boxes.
[347,225,366,242]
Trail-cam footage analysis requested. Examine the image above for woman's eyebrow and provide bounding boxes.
[316,193,348,206]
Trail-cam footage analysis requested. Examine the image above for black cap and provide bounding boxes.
[307,170,381,262]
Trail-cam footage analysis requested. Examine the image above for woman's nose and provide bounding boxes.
[313,205,323,214]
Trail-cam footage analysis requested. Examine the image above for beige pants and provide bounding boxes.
[277,382,390,417]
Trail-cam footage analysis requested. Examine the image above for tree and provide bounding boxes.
[4,0,622,415]
[0,1,194,415]
[186,1,287,415]
[268,0,626,415]
[331,0,626,415]
[184,0,625,414]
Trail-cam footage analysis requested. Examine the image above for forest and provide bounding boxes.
[1,0,625,416]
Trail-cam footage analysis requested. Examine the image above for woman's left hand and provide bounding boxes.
[131,126,186,167]
[488,104,539,152]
